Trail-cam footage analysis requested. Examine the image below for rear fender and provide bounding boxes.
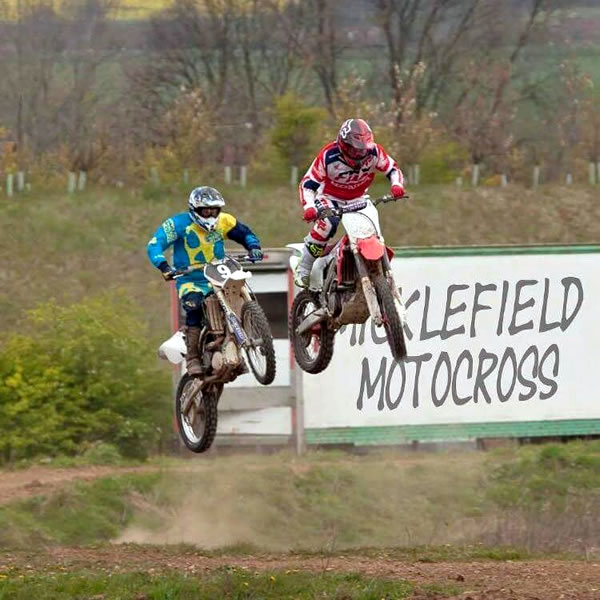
[158,330,186,364]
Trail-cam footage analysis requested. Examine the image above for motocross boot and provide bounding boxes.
[294,243,320,288]
[184,326,203,377]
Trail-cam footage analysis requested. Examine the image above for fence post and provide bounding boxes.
[532,165,540,188]
[472,164,480,187]
[500,174,508,187]
[78,171,87,192]
[17,171,25,192]
[224,165,232,185]
[240,165,247,187]
[414,164,420,185]
[67,171,77,194]
[290,165,299,187]
[6,173,14,197]
[566,173,573,185]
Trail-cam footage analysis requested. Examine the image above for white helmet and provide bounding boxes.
[188,186,225,232]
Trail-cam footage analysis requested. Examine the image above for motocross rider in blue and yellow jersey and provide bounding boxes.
[147,186,263,376]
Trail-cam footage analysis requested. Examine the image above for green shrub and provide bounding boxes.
[270,93,327,172]
[419,140,469,184]
[81,442,123,465]
[0,295,171,463]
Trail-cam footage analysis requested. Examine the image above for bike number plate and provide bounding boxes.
[204,257,241,286]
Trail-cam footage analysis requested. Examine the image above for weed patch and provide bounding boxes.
[0,569,415,600]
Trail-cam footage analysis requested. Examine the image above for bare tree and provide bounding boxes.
[0,0,120,171]
[272,0,345,117]
[448,0,556,175]
[371,0,483,124]
[232,0,310,123]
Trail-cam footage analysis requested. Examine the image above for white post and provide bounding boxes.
[456,176,463,188]
[78,171,87,192]
[6,173,14,197]
[414,164,420,185]
[67,172,77,194]
[500,174,508,187]
[566,173,573,185]
[17,171,25,192]
[240,165,247,187]
[472,164,480,187]
[290,165,299,187]
[589,162,596,185]
[183,169,189,185]
[533,165,540,188]
[224,165,232,185]
[150,167,159,186]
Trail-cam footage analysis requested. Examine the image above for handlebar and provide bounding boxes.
[316,194,409,219]
[171,255,263,279]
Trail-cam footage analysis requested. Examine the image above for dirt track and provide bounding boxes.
[1,546,598,599]
[1,464,599,598]
[0,465,159,505]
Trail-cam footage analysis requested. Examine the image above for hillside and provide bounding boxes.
[1,183,599,338]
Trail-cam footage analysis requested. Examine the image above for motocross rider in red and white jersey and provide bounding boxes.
[295,118,406,287]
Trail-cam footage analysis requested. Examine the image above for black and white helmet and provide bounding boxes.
[188,186,225,232]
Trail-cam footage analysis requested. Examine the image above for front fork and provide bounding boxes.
[352,247,383,326]
[215,288,250,348]
[382,252,407,324]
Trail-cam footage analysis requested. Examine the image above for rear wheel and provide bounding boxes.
[373,275,407,361]
[289,290,335,374]
[175,375,218,453]
[241,301,276,385]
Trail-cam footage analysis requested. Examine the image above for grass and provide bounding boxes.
[0,570,423,600]
[3,443,144,471]
[0,473,161,547]
[0,443,598,556]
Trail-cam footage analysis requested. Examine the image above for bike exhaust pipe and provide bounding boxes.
[296,309,328,336]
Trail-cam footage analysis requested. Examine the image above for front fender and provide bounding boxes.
[357,235,385,260]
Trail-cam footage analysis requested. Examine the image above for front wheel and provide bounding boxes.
[373,275,407,361]
[289,290,335,374]
[175,375,219,453]
[241,301,276,385]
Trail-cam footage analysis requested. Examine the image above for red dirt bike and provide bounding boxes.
[288,195,408,374]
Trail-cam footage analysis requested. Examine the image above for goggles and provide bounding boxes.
[196,206,221,218]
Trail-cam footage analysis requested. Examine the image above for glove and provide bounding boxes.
[391,184,405,198]
[248,248,263,262]
[158,262,176,281]
[303,206,318,222]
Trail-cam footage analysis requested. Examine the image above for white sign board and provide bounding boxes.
[303,252,600,429]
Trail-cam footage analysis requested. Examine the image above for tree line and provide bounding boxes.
[0,0,599,186]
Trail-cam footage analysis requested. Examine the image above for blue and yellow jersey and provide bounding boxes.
[147,212,260,297]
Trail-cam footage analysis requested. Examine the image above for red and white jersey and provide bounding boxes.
[299,142,403,207]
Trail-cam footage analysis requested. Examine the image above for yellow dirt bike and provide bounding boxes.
[158,254,276,452]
